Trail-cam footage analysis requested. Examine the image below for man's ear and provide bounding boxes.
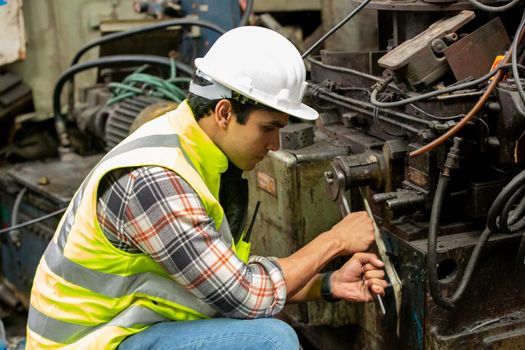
[214,99,233,129]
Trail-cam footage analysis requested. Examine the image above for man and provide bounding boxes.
[26,26,386,349]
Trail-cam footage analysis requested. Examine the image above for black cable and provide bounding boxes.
[500,185,525,232]
[370,63,514,108]
[315,90,422,133]
[427,172,455,309]
[466,0,523,12]
[511,10,525,106]
[427,139,457,309]
[53,55,190,149]
[509,195,525,225]
[408,103,464,121]
[519,45,525,64]
[487,167,525,233]
[314,85,436,127]
[239,0,254,27]
[373,102,407,138]
[337,84,463,120]
[301,0,373,59]
[65,19,223,134]
[70,19,226,66]
[0,208,67,235]
[427,138,496,310]
[371,13,525,109]
[429,150,525,309]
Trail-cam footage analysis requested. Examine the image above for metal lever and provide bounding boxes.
[325,167,386,315]
[359,188,387,316]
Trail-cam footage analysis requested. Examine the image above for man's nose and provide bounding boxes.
[267,132,280,151]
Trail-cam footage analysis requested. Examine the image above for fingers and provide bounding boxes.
[363,269,384,280]
[333,211,376,254]
[354,253,385,269]
[363,278,388,296]
[357,254,387,298]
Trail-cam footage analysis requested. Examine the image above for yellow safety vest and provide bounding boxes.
[26,100,251,349]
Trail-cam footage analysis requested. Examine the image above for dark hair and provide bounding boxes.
[187,92,278,124]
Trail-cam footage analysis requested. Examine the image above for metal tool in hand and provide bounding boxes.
[325,166,386,316]
[359,188,387,316]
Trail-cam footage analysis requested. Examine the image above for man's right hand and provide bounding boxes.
[279,211,375,301]
[329,211,375,254]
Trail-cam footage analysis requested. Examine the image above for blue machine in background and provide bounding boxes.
[133,0,242,61]
[180,0,241,58]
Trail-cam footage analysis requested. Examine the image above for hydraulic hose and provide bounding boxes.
[489,168,525,266]
[70,19,226,66]
[511,11,525,107]
[428,141,525,309]
[487,168,525,234]
[466,0,523,12]
[427,138,492,310]
[427,166,457,309]
[65,19,225,135]
[53,55,184,150]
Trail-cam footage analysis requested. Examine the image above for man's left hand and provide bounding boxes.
[330,253,387,302]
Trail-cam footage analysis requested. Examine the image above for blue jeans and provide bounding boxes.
[118,318,299,350]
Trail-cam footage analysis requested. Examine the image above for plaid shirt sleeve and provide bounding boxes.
[96,166,287,318]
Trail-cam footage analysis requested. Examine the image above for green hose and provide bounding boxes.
[107,58,189,105]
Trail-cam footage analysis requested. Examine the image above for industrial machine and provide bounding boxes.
[247,1,525,349]
[0,0,524,349]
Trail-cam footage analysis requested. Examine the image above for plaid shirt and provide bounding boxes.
[96,166,286,318]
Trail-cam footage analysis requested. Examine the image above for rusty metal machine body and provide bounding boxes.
[247,1,525,349]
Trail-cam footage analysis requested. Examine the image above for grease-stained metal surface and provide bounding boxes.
[6,155,101,205]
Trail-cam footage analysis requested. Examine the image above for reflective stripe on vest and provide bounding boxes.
[28,104,249,349]
[58,134,195,250]
[28,304,169,344]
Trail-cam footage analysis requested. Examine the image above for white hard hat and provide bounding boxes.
[190,26,318,120]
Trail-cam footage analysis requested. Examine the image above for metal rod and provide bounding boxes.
[301,0,372,59]
[359,188,387,316]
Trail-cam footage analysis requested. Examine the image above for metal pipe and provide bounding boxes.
[317,92,422,134]
[302,0,373,59]
[70,19,226,66]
